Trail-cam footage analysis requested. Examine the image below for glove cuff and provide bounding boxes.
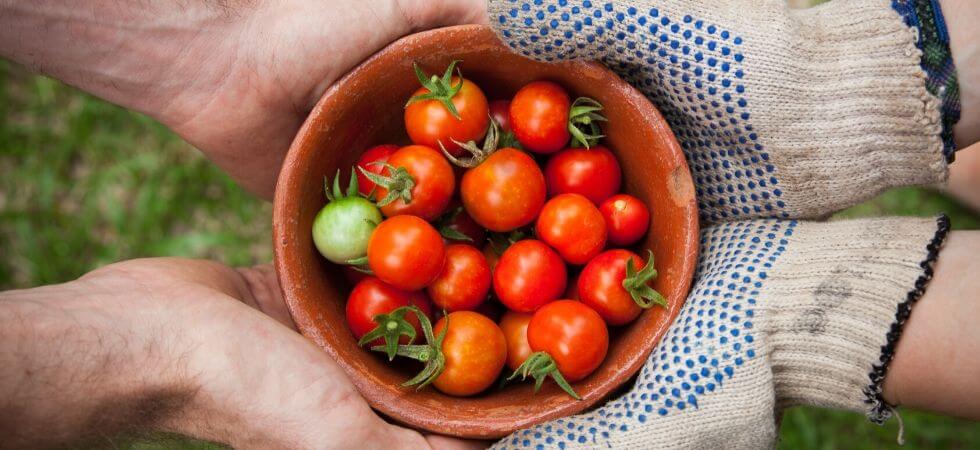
[759,1,949,220]
[766,216,950,421]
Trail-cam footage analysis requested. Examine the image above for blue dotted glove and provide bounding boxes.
[490,0,951,223]
[493,216,948,449]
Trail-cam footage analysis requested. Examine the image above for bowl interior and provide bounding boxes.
[273,25,698,439]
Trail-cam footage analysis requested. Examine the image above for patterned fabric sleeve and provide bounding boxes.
[892,0,962,162]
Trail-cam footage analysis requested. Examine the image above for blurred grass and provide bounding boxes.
[2,46,978,450]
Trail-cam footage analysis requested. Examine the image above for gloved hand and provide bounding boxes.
[487,2,961,448]
[495,216,949,449]
[489,0,958,222]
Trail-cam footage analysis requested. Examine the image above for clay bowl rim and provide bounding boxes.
[273,24,698,439]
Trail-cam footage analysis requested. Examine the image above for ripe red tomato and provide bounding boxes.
[544,146,622,204]
[527,300,608,382]
[427,244,491,312]
[345,277,433,345]
[493,239,566,313]
[499,311,533,371]
[579,249,653,325]
[405,75,489,156]
[535,193,607,265]
[489,99,512,132]
[600,194,651,246]
[373,145,455,221]
[509,81,571,153]
[355,144,399,197]
[461,148,546,232]
[432,311,507,396]
[367,215,446,290]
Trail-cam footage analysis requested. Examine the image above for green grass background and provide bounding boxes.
[2,24,979,450]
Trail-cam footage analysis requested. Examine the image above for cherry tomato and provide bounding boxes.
[499,311,533,371]
[461,148,546,232]
[312,172,381,265]
[600,194,651,246]
[438,201,486,245]
[509,81,571,153]
[544,146,622,204]
[489,99,513,132]
[345,277,433,346]
[536,193,607,265]
[367,215,446,290]
[373,145,455,221]
[355,144,399,196]
[405,75,489,157]
[493,239,567,313]
[427,244,491,312]
[579,249,653,325]
[528,300,608,382]
[432,311,507,396]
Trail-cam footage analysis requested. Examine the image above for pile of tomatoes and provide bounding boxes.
[312,61,666,399]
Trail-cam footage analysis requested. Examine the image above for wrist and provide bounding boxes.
[764,216,949,422]
[0,277,194,448]
[0,0,244,126]
[939,0,980,148]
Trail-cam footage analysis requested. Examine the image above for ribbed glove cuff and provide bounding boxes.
[764,215,949,422]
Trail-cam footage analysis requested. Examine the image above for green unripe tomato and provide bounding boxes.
[312,195,382,264]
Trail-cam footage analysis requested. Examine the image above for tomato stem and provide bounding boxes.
[440,118,500,168]
[568,97,606,148]
[324,168,366,202]
[623,250,667,309]
[507,351,580,400]
[358,306,419,361]
[357,162,416,207]
[406,60,464,120]
[368,306,448,390]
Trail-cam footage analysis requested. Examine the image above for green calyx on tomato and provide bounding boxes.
[623,250,667,308]
[507,351,580,400]
[441,118,500,168]
[312,169,382,264]
[370,306,448,390]
[358,162,416,207]
[439,120,500,169]
[406,60,464,120]
[568,97,606,149]
[358,306,418,361]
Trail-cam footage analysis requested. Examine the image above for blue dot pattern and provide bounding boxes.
[496,0,787,222]
[498,219,797,448]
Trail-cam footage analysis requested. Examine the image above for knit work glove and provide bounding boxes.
[490,0,959,222]
[494,216,949,449]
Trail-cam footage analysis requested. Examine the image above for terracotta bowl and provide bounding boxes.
[273,25,698,439]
